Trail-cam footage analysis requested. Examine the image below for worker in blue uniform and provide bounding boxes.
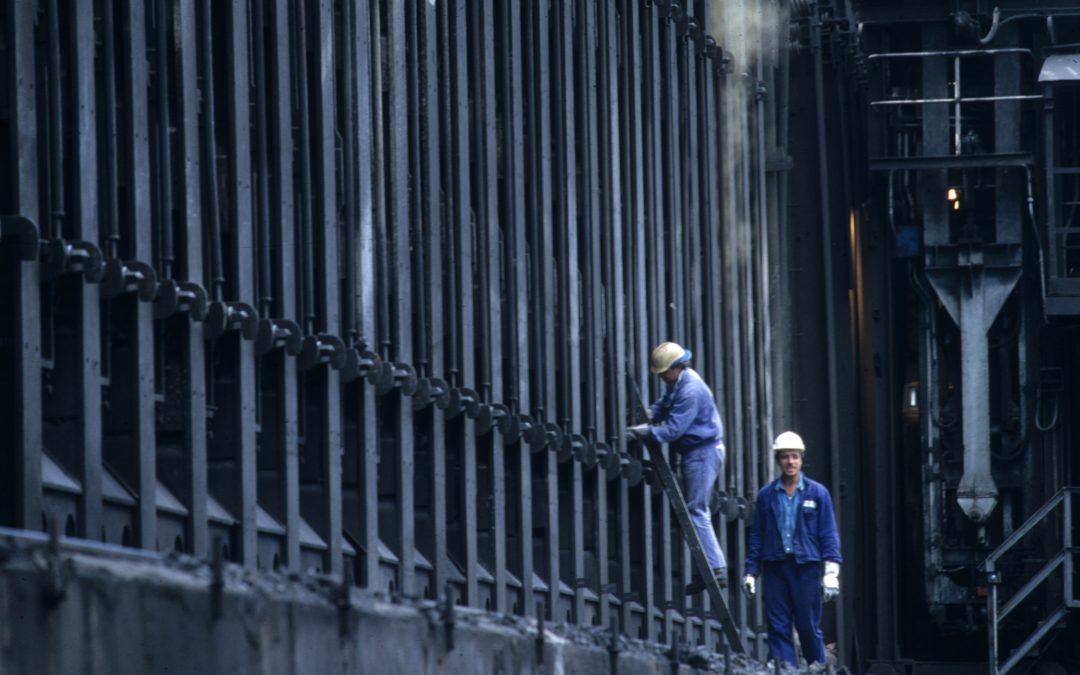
[627,342,728,593]
[743,431,841,668]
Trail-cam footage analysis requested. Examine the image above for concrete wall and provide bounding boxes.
[0,535,764,675]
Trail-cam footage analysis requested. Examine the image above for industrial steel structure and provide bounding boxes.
[0,0,794,659]
[6,0,1080,672]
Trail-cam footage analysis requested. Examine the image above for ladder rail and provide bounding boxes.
[641,436,746,654]
[986,488,1078,674]
[626,371,745,654]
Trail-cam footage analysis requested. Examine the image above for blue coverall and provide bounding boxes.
[648,368,726,570]
[746,475,841,667]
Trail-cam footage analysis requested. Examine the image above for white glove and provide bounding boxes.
[742,575,756,598]
[626,424,650,440]
[822,561,840,603]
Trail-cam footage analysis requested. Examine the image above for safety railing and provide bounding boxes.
[983,487,1078,674]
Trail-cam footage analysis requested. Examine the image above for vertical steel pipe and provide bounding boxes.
[225,0,258,569]
[353,0,380,587]
[387,0,416,595]
[70,0,104,542]
[9,0,44,531]
[176,0,209,558]
[118,0,158,548]
[269,0,301,571]
[199,0,224,301]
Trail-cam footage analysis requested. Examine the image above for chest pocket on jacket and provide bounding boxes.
[800,503,818,533]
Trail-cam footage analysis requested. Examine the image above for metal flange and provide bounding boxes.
[340,347,378,384]
[1,215,41,261]
[412,377,449,411]
[534,422,559,455]
[572,434,596,467]
[517,415,547,448]
[298,333,347,371]
[369,360,417,395]
[622,457,645,486]
[554,432,575,463]
[254,318,303,356]
[594,442,621,480]
[205,301,259,341]
[155,280,209,320]
[44,238,105,283]
[101,259,157,301]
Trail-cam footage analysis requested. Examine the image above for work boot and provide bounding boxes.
[685,567,727,595]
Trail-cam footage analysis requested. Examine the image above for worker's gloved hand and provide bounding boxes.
[742,575,756,598]
[822,561,840,603]
[626,424,650,441]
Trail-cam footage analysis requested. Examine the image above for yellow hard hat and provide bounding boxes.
[649,342,691,374]
[772,431,806,453]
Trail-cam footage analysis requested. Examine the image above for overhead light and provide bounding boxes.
[947,188,959,201]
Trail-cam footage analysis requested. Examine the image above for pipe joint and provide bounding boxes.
[595,442,621,479]
[411,377,450,411]
[1,215,41,261]
[154,280,208,319]
[254,318,303,356]
[44,238,105,283]
[369,359,414,393]
[340,347,377,383]
[298,333,348,371]
[516,415,547,449]
[205,301,259,341]
[101,259,157,301]
[622,457,645,487]
[699,35,716,60]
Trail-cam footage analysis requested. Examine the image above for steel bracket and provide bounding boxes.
[576,437,598,469]
[699,36,717,60]
[43,238,105,283]
[154,280,209,320]
[0,215,41,261]
[340,347,378,384]
[254,318,303,356]
[443,387,480,420]
[411,377,450,410]
[369,361,417,395]
[595,442,621,480]
[516,415,547,448]
[299,333,348,371]
[553,432,575,464]
[205,301,259,341]
[622,457,645,486]
[101,259,157,301]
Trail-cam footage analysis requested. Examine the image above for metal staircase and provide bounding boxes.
[983,487,1079,674]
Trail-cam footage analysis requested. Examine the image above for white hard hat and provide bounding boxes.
[649,342,692,374]
[772,431,806,453]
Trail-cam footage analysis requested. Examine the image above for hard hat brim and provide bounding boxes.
[649,348,692,374]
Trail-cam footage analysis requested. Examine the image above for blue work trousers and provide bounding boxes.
[763,558,825,667]
[680,443,725,570]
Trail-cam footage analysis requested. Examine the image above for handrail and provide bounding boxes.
[998,605,1069,675]
[998,550,1066,622]
[983,487,1071,570]
[986,488,1078,674]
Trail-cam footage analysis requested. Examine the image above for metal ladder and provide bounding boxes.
[638,435,746,654]
[983,487,1079,674]
[627,373,745,654]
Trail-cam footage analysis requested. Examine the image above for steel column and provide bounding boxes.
[176,0,209,558]
[8,0,43,531]
[116,0,158,549]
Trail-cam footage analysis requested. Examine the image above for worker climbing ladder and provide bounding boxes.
[628,374,746,655]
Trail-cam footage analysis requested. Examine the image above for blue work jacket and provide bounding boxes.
[647,368,724,454]
[745,474,841,577]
